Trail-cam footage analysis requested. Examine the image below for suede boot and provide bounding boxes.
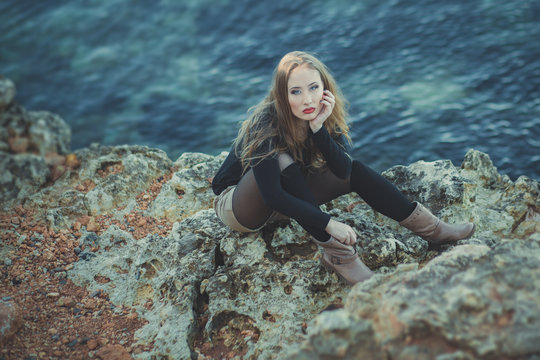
[312,237,373,285]
[399,202,475,244]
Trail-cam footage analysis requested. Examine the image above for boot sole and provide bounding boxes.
[429,223,477,246]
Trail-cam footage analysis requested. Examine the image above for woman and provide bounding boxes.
[212,51,475,284]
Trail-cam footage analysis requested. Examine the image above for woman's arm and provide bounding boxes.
[252,156,357,244]
[308,89,352,179]
[310,126,352,179]
[253,156,331,230]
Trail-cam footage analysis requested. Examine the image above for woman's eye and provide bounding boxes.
[291,89,301,95]
[310,85,319,91]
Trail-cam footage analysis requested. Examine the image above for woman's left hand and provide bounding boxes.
[310,90,335,133]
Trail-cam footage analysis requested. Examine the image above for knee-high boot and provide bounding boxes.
[399,202,475,244]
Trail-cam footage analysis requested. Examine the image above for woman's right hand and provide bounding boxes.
[325,219,357,245]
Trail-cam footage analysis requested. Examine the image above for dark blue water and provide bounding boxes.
[1,0,539,180]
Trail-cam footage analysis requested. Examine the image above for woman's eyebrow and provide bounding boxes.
[288,82,319,91]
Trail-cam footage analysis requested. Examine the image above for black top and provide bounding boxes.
[212,124,352,232]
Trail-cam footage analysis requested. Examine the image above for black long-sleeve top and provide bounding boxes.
[212,125,352,232]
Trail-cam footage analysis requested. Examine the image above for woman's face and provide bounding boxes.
[287,64,324,122]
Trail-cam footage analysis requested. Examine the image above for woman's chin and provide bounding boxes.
[296,114,316,122]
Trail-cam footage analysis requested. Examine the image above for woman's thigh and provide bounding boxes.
[306,168,351,205]
[231,168,274,229]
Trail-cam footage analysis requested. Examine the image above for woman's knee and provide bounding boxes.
[277,153,295,172]
[352,159,376,175]
[351,160,364,177]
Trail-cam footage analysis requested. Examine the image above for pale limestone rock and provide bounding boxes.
[203,259,349,359]
[382,158,471,213]
[61,149,539,359]
[1,83,538,360]
[287,240,540,359]
[82,146,172,215]
[150,152,225,222]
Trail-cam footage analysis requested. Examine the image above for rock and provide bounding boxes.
[382,158,472,213]
[88,338,99,350]
[203,257,349,359]
[0,107,70,158]
[95,344,132,360]
[25,147,540,358]
[8,135,29,153]
[288,240,540,359]
[26,110,71,156]
[86,217,101,232]
[42,189,88,229]
[1,79,538,359]
[79,145,172,216]
[0,79,71,209]
[0,77,16,110]
[0,301,23,346]
[149,152,225,222]
[0,154,50,208]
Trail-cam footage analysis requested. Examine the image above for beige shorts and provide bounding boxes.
[214,185,287,233]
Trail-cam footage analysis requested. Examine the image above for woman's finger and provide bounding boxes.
[324,90,335,99]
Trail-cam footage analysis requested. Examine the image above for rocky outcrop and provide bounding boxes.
[285,150,539,360]
[0,76,72,207]
[1,77,538,359]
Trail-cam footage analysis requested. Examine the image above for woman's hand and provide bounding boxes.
[325,218,357,245]
[309,90,335,133]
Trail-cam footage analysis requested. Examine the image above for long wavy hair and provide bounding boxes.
[233,51,350,173]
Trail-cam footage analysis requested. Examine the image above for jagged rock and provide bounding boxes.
[382,159,472,213]
[1,78,538,359]
[285,151,539,360]
[288,237,540,359]
[265,221,318,263]
[45,189,88,229]
[26,111,71,156]
[18,144,173,229]
[79,144,172,216]
[149,152,225,222]
[68,210,225,359]
[202,254,349,359]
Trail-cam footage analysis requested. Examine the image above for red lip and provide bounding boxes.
[303,107,315,114]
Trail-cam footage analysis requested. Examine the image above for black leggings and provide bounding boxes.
[232,159,415,242]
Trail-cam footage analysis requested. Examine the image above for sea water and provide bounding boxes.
[1,0,539,179]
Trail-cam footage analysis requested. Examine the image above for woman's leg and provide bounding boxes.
[350,160,416,222]
[306,160,474,243]
[306,160,415,222]
[278,156,373,284]
[279,161,332,242]
[232,168,274,230]
[232,154,332,241]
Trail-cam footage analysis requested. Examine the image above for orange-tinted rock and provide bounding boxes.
[96,344,132,360]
